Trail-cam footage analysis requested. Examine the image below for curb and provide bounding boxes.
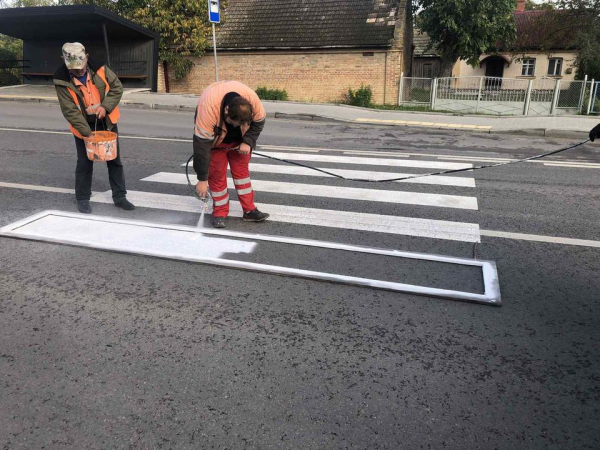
[0,96,590,140]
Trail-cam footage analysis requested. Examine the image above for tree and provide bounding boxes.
[68,0,215,80]
[521,0,600,79]
[554,0,600,79]
[416,0,517,76]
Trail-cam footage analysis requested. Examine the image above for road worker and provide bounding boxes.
[53,42,134,214]
[193,80,269,228]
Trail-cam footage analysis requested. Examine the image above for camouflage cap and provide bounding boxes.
[62,42,87,70]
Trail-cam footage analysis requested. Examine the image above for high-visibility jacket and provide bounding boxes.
[193,81,266,181]
[53,60,123,139]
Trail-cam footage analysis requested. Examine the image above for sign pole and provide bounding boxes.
[212,23,218,82]
[209,0,220,82]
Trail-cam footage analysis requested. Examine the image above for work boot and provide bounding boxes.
[212,217,226,228]
[77,200,91,214]
[114,198,136,210]
[242,208,269,222]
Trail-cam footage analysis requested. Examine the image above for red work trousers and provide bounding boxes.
[208,142,256,218]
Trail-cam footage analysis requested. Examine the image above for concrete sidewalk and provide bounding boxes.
[1,85,597,138]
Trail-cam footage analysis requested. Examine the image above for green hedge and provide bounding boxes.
[255,86,288,101]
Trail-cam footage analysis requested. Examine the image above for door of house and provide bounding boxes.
[485,58,505,89]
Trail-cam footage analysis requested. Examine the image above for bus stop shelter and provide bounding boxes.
[0,4,159,91]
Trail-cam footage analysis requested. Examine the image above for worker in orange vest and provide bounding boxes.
[53,42,134,214]
[193,81,269,228]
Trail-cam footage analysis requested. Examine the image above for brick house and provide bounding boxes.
[159,0,413,105]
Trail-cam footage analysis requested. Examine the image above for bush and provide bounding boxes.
[255,86,288,101]
[345,84,373,107]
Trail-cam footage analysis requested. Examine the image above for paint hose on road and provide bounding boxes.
[184,139,591,207]
[252,139,591,183]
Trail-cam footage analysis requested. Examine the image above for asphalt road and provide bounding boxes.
[1,102,599,449]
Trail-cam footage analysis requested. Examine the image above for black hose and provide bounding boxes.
[185,139,591,193]
[252,139,591,183]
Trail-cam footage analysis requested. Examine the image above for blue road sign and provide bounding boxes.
[209,0,220,23]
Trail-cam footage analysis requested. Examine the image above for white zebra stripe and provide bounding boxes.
[143,172,477,210]
[90,190,481,242]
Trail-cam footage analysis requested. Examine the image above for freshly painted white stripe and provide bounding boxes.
[255,152,473,170]
[249,163,476,186]
[244,179,478,209]
[152,165,476,187]
[144,172,478,209]
[90,190,481,242]
[481,229,600,248]
[0,181,75,194]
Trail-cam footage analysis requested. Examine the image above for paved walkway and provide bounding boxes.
[1,85,597,138]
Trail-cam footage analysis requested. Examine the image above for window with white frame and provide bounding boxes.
[521,58,536,76]
[548,58,563,76]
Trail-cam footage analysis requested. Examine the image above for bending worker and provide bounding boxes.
[53,42,134,214]
[193,81,269,228]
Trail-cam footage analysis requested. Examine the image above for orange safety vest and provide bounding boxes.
[67,66,120,139]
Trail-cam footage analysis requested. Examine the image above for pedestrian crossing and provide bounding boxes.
[92,147,482,243]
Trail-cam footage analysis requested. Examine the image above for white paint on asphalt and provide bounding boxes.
[144,172,478,209]
[147,165,476,187]
[254,152,473,170]
[3,181,599,248]
[480,230,600,248]
[90,190,482,242]
[0,181,74,194]
[0,210,501,304]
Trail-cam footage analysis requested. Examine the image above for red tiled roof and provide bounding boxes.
[216,0,403,50]
[512,10,575,50]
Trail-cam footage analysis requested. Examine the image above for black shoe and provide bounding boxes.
[114,198,135,210]
[77,200,91,214]
[212,217,226,228]
[242,208,269,222]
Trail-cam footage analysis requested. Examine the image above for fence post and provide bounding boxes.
[550,79,561,115]
[523,79,533,116]
[398,72,404,105]
[578,75,588,114]
[587,79,595,115]
[430,78,438,110]
[475,76,484,113]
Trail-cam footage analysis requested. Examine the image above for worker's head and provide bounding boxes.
[224,97,253,127]
[62,42,88,77]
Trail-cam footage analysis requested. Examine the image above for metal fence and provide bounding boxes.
[398,74,598,116]
[398,76,433,105]
[590,81,600,114]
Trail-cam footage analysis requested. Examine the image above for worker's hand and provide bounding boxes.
[96,106,107,120]
[589,124,600,142]
[196,180,208,199]
[237,143,252,155]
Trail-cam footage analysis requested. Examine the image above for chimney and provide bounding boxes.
[516,0,526,12]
